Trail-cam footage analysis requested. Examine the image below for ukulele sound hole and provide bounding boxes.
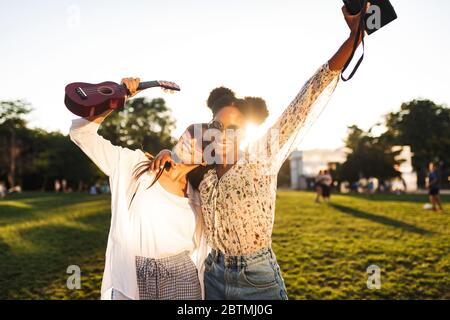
[98,86,114,95]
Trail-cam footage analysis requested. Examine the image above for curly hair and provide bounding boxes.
[206,86,269,125]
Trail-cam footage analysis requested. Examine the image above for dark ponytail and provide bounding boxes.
[133,152,167,189]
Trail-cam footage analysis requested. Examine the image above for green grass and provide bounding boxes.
[0,191,449,299]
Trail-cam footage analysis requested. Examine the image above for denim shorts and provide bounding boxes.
[204,247,288,300]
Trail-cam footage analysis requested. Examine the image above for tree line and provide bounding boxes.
[1,98,448,191]
[0,98,176,191]
[335,99,450,188]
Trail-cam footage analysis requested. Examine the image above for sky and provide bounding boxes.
[1,0,450,150]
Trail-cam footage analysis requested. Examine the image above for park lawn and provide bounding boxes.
[0,191,449,299]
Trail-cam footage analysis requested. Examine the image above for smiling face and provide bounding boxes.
[211,106,246,165]
[173,106,248,166]
[172,125,205,165]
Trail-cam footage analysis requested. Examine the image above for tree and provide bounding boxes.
[99,97,176,155]
[384,99,450,188]
[336,125,401,184]
[277,160,291,188]
[29,130,102,191]
[0,97,178,191]
[0,100,32,187]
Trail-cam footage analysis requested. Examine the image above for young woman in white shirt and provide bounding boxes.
[69,78,209,300]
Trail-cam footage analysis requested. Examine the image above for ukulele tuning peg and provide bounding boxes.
[162,88,175,94]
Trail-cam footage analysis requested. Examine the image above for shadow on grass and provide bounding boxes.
[0,204,35,225]
[0,237,10,256]
[330,203,433,235]
[0,193,109,227]
[338,192,450,204]
[0,211,109,299]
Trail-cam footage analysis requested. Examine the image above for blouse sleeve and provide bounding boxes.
[246,63,340,173]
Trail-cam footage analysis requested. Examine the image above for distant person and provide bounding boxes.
[321,170,333,203]
[61,179,67,192]
[350,181,359,193]
[315,170,324,203]
[54,179,61,193]
[427,163,443,212]
[366,177,375,195]
[95,182,101,194]
[89,185,98,195]
[8,185,22,194]
[0,182,6,198]
[101,182,110,194]
[384,180,391,193]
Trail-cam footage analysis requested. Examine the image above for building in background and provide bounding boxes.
[289,146,417,192]
[392,146,417,192]
[289,148,347,190]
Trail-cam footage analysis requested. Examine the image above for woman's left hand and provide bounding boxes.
[150,149,176,173]
[342,2,371,38]
[328,2,371,71]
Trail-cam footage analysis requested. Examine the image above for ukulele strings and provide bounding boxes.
[81,82,176,91]
[80,85,176,94]
[80,84,177,94]
[80,88,177,95]
[80,84,130,93]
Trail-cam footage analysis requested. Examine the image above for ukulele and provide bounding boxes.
[64,80,180,117]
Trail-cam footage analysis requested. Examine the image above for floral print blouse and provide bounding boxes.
[199,63,340,256]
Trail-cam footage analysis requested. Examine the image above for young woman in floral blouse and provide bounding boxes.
[155,4,370,300]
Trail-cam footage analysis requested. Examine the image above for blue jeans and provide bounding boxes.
[204,247,288,300]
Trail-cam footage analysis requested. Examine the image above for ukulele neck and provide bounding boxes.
[137,81,161,90]
[119,80,180,93]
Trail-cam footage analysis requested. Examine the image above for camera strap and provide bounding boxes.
[341,0,367,82]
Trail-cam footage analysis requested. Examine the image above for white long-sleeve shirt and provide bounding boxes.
[69,118,208,300]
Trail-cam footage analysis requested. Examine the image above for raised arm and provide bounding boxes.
[328,4,370,71]
[69,77,144,176]
[248,5,369,172]
[70,109,120,176]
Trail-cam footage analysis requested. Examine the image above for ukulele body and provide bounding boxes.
[64,81,128,118]
[64,80,180,118]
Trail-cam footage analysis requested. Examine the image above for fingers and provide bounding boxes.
[342,2,370,17]
[163,156,176,171]
[121,77,140,97]
[133,77,140,94]
[151,160,159,173]
[160,153,176,171]
[151,157,161,173]
[121,78,131,95]
[169,158,176,169]
[341,5,348,15]
[120,78,131,90]
[149,150,175,175]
